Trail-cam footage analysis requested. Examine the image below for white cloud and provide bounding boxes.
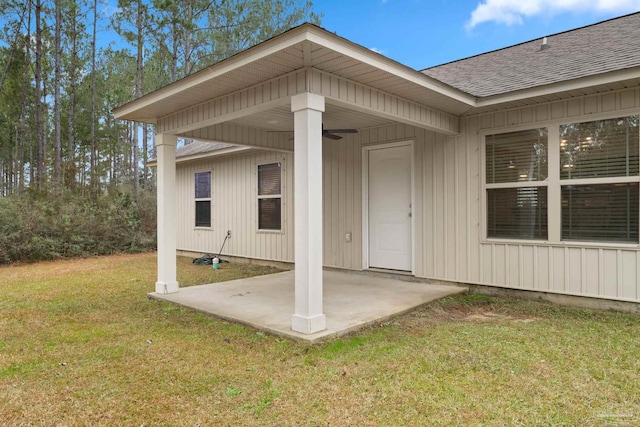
[369,47,386,54]
[100,0,121,18]
[466,0,640,29]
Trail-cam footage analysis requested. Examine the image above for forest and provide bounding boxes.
[0,0,320,263]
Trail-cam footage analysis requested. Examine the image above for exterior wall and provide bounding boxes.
[159,67,460,139]
[322,124,431,270]
[176,150,294,262]
[175,123,431,271]
[175,85,640,304]
[429,87,640,303]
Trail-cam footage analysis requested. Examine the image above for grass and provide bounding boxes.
[1,253,639,426]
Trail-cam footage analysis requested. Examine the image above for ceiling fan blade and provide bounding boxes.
[324,129,358,134]
[323,132,343,140]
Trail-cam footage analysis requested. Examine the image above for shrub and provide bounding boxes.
[0,189,156,264]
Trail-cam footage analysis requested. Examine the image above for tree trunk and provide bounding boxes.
[142,123,148,186]
[184,0,193,77]
[90,0,98,193]
[18,1,32,193]
[133,0,144,201]
[171,20,178,82]
[34,0,44,190]
[67,3,78,189]
[53,0,62,188]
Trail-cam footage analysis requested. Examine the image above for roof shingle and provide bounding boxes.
[422,13,640,98]
[175,141,235,158]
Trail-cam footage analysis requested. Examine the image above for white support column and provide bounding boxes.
[155,133,179,294]
[291,92,327,334]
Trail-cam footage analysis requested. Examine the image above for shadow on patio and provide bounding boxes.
[149,270,466,342]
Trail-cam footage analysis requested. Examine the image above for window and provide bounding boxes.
[195,171,211,228]
[258,163,282,230]
[560,116,639,243]
[485,128,548,239]
[484,116,640,244]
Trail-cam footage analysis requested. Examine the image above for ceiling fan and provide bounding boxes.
[321,127,358,140]
[270,125,358,140]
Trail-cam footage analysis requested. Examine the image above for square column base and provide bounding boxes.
[292,313,327,334]
[156,281,179,294]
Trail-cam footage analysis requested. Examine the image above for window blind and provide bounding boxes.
[487,187,548,239]
[258,163,281,196]
[486,128,548,184]
[195,201,211,228]
[195,172,211,198]
[560,117,639,179]
[258,199,281,230]
[562,183,639,243]
[258,163,282,230]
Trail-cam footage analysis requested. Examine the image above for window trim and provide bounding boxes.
[256,159,285,233]
[480,111,640,248]
[482,126,550,242]
[559,116,639,244]
[194,170,212,229]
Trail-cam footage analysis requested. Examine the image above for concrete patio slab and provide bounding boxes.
[149,270,466,342]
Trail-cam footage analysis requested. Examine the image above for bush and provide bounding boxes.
[0,189,156,264]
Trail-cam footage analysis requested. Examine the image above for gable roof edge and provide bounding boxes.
[475,67,640,109]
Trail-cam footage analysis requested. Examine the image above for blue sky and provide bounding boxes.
[311,0,640,69]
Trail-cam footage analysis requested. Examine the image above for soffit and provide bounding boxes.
[229,103,395,133]
[308,45,471,115]
[116,44,306,123]
[113,24,474,125]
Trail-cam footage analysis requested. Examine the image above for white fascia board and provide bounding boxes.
[304,28,477,107]
[476,68,640,108]
[113,31,310,121]
[146,146,253,167]
[114,22,639,125]
[114,24,477,122]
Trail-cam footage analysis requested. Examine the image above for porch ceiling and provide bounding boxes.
[228,102,395,133]
[113,24,475,125]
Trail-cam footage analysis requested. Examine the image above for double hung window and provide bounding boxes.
[484,115,640,244]
[195,171,211,228]
[560,117,639,243]
[485,128,548,239]
[257,163,282,231]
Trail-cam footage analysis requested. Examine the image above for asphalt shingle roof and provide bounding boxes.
[175,141,235,158]
[163,14,640,161]
[422,13,640,98]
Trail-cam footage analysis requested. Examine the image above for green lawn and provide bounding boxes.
[1,253,639,426]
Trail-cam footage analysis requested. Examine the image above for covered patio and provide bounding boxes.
[149,269,466,342]
[114,23,472,336]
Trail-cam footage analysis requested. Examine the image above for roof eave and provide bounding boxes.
[475,67,640,109]
[302,28,476,107]
[146,146,253,166]
[113,23,476,123]
[112,26,312,122]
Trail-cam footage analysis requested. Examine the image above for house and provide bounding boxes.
[114,13,640,334]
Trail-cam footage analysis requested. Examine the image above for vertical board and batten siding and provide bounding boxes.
[176,123,432,272]
[175,85,640,303]
[426,87,640,303]
[322,123,429,270]
[157,69,307,135]
[187,122,294,152]
[309,69,460,135]
[176,151,294,262]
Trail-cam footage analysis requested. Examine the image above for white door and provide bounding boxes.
[368,144,412,271]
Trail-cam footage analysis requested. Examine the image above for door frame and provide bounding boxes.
[362,140,415,273]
